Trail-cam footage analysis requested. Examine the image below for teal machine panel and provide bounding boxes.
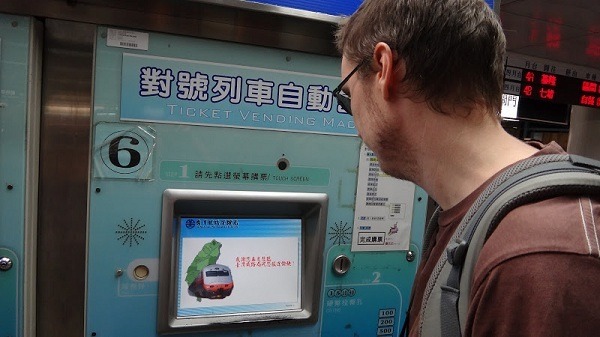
[0,14,33,337]
[87,27,427,337]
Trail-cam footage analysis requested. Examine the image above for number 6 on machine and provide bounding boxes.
[93,122,156,180]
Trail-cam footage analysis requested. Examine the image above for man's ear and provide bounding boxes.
[373,42,404,100]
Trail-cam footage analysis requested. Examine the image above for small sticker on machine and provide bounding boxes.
[107,28,149,51]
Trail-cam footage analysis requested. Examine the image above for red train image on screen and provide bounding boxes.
[188,264,234,299]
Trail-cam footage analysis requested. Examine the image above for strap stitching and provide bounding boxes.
[587,197,600,257]
[578,197,593,255]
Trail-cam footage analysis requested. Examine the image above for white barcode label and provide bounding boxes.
[119,41,138,48]
[106,28,149,51]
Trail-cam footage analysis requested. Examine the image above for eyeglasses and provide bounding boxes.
[333,60,365,116]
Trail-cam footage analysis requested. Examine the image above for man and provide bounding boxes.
[334,0,600,336]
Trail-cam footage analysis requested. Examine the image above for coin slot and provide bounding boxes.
[133,265,150,280]
[332,255,351,276]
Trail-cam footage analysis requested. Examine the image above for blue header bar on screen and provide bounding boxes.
[180,218,302,238]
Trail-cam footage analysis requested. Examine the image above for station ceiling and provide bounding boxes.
[501,0,600,70]
[0,0,598,70]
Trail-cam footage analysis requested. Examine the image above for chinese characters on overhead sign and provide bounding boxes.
[120,54,356,136]
[506,67,600,108]
[503,55,600,108]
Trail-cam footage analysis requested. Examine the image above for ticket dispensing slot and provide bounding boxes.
[157,189,328,333]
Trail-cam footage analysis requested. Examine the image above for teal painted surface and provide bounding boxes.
[87,27,427,336]
[0,14,31,337]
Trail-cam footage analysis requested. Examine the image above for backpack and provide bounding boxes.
[401,153,600,337]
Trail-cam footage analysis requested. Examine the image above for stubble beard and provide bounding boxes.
[375,135,419,183]
[364,96,420,184]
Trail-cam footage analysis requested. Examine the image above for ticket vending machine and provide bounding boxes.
[85,26,428,337]
[84,25,429,337]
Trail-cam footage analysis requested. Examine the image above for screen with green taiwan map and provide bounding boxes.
[177,217,302,317]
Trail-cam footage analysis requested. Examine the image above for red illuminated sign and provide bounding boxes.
[525,71,535,82]
[539,88,555,100]
[506,67,600,107]
[582,81,598,93]
[540,74,557,86]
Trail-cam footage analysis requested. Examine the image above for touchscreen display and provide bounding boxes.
[177,217,302,318]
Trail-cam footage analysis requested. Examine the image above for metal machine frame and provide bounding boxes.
[158,189,328,333]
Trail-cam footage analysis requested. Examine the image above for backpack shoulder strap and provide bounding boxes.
[440,154,600,337]
[422,206,441,260]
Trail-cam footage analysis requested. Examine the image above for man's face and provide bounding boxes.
[339,56,417,182]
[339,57,371,140]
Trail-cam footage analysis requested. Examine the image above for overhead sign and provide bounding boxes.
[504,53,600,108]
[504,66,600,108]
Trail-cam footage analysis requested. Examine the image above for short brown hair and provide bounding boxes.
[336,0,506,116]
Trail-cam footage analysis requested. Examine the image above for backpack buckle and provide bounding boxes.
[570,154,600,172]
[446,238,469,266]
